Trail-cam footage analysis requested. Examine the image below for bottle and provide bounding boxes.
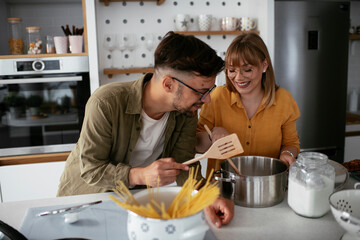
[46,35,55,54]
[349,89,358,112]
[26,26,42,54]
[287,152,335,218]
[6,17,24,55]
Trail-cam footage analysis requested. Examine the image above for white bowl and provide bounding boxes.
[127,186,209,240]
[329,183,360,239]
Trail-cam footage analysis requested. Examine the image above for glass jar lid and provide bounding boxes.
[7,17,21,24]
[297,152,328,167]
[26,26,41,33]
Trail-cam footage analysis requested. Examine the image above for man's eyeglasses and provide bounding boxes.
[172,77,216,101]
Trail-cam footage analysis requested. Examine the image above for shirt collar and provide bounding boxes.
[126,73,182,117]
[126,73,152,115]
[229,88,276,111]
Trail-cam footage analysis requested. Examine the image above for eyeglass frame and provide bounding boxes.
[172,77,216,101]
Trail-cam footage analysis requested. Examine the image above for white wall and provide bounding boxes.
[94,0,274,86]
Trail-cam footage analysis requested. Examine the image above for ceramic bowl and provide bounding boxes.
[127,186,209,240]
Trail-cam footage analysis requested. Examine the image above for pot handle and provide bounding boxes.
[213,170,233,183]
[179,224,209,239]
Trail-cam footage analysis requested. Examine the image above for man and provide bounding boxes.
[57,31,234,227]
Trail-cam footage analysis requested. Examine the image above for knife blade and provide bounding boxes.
[37,200,102,217]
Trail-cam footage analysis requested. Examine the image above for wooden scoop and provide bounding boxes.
[184,132,244,165]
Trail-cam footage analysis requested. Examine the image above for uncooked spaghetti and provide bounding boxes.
[110,167,219,219]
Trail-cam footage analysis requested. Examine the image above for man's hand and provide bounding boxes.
[129,158,189,187]
[204,196,234,228]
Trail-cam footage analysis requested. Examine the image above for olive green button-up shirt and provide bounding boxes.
[57,74,202,196]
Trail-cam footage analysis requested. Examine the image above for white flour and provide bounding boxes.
[288,176,334,218]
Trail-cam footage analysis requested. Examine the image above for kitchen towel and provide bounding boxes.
[20,200,217,240]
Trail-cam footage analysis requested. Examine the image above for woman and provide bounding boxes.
[196,33,300,178]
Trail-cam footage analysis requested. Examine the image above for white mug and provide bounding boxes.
[174,14,190,31]
[53,36,68,54]
[69,35,83,53]
[198,14,216,31]
[240,17,257,31]
[220,17,240,31]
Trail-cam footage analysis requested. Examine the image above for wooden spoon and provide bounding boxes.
[184,132,243,166]
[203,125,242,176]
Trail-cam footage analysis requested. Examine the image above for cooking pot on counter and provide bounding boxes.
[214,156,288,208]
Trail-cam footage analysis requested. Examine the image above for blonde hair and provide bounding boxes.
[225,33,278,108]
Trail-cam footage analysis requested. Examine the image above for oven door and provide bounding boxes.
[0,73,90,156]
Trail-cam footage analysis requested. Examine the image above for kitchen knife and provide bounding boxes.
[37,200,102,217]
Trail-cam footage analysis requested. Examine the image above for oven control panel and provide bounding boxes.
[16,60,60,72]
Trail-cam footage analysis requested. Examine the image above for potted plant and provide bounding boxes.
[27,95,43,116]
[4,92,26,118]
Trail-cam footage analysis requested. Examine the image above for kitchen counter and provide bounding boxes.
[0,177,358,240]
[346,112,360,125]
[346,112,360,136]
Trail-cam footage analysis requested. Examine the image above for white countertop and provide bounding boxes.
[0,177,358,240]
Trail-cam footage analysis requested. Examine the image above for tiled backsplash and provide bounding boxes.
[95,0,271,86]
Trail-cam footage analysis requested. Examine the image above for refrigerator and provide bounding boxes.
[274,1,350,163]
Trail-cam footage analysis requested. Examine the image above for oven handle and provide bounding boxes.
[0,76,82,84]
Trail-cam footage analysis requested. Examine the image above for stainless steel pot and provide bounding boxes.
[214,156,288,208]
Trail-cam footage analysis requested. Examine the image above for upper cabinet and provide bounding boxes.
[0,0,88,59]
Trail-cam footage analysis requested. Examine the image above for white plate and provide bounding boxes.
[329,159,349,191]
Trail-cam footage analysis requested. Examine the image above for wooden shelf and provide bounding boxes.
[0,53,88,59]
[104,67,154,78]
[175,30,259,36]
[100,0,165,6]
[350,34,360,40]
[104,30,260,77]
[0,152,70,166]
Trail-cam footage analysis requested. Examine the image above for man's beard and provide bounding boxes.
[172,87,202,117]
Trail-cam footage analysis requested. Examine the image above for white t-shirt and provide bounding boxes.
[129,109,170,167]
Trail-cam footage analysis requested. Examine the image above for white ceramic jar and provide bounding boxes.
[288,152,335,218]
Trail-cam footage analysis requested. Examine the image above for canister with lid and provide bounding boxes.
[26,26,42,54]
[6,17,24,54]
[287,152,335,218]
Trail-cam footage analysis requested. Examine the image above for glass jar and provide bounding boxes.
[288,152,335,218]
[46,35,55,54]
[6,17,24,55]
[26,26,42,54]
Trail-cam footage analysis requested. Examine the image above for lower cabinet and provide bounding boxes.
[0,161,66,202]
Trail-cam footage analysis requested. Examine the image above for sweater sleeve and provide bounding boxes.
[78,96,131,189]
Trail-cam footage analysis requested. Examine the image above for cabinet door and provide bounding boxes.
[0,161,65,202]
[344,136,360,162]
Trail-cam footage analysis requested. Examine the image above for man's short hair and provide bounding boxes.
[154,31,224,77]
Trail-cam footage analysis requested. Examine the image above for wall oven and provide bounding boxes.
[0,56,90,157]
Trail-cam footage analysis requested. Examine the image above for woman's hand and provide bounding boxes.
[204,196,234,228]
[279,148,298,166]
[210,127,229,142]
